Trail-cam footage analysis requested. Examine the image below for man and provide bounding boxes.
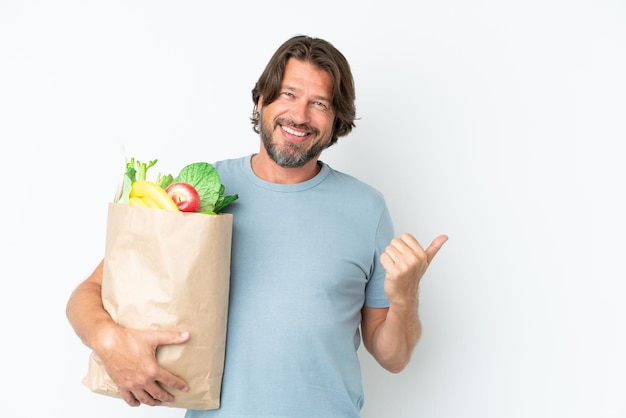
[66,35,448,417]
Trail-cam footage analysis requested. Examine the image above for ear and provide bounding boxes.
[257,95,264,111]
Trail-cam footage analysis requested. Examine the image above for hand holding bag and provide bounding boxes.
[82,203,233,410]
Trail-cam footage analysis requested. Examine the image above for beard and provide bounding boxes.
[259,113,331,168]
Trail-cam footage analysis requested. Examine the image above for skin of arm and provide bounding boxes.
[361,233,448,373]
[65,259,190,406]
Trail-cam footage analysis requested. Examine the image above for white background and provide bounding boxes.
[1,1,625,417]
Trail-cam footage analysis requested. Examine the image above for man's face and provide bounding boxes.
[258,58,335,168]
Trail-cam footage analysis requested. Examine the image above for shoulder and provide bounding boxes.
[213,155,251,180]
[213,155,248,172]
[323,163,386,202]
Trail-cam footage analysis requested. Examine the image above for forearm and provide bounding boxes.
[66,262,117,351]
[365,301,422,373]
[369,232,447,372]
[66,261,193,408]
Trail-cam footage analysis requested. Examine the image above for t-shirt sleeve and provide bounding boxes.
[364,203,395,308]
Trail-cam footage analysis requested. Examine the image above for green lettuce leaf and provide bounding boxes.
[175,162,238,213]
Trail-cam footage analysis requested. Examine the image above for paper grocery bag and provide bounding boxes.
[82,202,233,410]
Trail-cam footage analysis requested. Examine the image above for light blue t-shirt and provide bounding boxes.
[185,155,394,418]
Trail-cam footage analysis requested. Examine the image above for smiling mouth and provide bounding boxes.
[281,124,309,138]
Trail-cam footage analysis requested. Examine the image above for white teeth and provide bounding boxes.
[282,125,306,137]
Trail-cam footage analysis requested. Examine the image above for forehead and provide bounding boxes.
[282,58,333,99]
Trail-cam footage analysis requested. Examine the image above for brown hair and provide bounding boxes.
[251,35,356,147]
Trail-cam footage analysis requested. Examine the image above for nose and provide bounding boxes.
[288,99,310,124]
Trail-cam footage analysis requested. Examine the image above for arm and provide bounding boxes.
[361,233,448,373]
[65,259,190,406]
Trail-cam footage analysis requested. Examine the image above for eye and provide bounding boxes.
[313,101,329,110]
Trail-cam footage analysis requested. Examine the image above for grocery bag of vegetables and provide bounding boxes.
[82,157,238,410]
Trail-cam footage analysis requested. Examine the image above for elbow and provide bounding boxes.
[372,348,412,374]
[381,356,411,374]
[386,365,407,374]
[373,335,421,373]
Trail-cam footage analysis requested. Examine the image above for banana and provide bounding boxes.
[128,196,149,207]
[129,180,180,211]
[139,196,161,208]
[128,195,162,209]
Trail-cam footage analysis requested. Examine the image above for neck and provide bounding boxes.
[251,148,321,184]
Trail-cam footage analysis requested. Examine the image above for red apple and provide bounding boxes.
[165,182,201,212]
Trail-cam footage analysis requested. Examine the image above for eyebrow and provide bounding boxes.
[283,85,332,104]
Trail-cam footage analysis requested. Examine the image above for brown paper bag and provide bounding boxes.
[82,202,233,410]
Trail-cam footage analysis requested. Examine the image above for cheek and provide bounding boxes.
[315,114,335,133]
[260,102,284,122]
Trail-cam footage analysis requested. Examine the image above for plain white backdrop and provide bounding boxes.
[1,1,624,417]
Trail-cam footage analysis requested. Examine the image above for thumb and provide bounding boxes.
[425,234,448,264]
[152,330,190,347]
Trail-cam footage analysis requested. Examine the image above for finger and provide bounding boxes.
[425,234,448,264]
[134,389,163,407]
[395,232,424,254]
[151,330,190,346]
[386,234,419,258]
[379,251,395,271]
[381,241,406,266]
[144,383,175,405]
[120,390,141,407]
[156,369,189,393]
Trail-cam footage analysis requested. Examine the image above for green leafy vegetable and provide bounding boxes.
[118,157,159,203]
[173,162,238,213]
[117,157,238,214]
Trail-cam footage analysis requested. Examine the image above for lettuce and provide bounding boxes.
[159,162,238,214]
[119,158,238,214]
